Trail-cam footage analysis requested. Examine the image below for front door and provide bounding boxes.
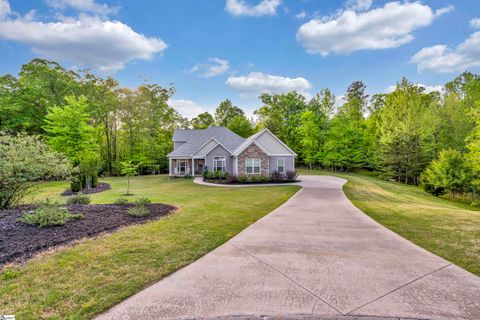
[197,161,204,175]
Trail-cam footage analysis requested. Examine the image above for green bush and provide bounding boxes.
[127,205,150,217]
[0,133,71,209]
[258,175,269,183]
[114,198,130,205]
[70,172,83,192]
[471,200,480,208]
[18,200,84,227]
[134,197,152,206]
[92,173,98,188]
[422,149,472,197]
[238,174,250,184]
[66,194,91,204]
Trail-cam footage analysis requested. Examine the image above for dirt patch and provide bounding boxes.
[0,203,176,266]
[61,182,112,196]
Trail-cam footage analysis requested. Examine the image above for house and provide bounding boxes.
[168,126,296,176]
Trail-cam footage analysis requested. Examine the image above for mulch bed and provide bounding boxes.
[61,182,112,196]
[0,203,176,267]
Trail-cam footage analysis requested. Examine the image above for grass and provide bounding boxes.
[0,175,299,319]
[298,168,480,276]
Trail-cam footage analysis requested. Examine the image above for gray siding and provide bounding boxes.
[205,144,234,174]
[268,155,295,174]
[256,131,293,155]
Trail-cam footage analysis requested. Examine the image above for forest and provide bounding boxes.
[1,58,480,207]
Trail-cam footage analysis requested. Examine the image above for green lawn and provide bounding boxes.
[298,168,480,276]
[0,175,299,319]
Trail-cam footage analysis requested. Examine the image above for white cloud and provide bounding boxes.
[470,18,480,29]
[189,58,230,78]
[46,0,119,15]
[225,0,281,17]
[346,0,372,11]
[0,0,10,19]
[411,31,480,73]
[297,2,452,56]
[295,10,306,20]
[169,99,206,119]
[226,72,311,97]
[0,1,166,72]
[386,83,444,94]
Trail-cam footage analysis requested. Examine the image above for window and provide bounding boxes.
[213,157,226,172]
[277,158,285,173]
[246,158,261,174]
[177,160,187,174]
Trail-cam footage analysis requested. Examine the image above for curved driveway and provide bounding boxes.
[98,175,480,320]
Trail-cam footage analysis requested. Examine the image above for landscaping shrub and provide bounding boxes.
[18,200,84,227]
[127,205,150,217]
[66,194,91,204]
[238,174,250,184]
[270,170,284,183]
[92,173,98,188]
[0,133,71,209]
[285,170,298,182]
[204,170,228,181]
[226,174,238,184]
[114,198,130,205]
[70,173,83,193]
[134,197,152,206]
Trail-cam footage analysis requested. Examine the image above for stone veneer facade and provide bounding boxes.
[237,143,269,175]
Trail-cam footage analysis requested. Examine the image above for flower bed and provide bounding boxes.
[203,170,299,184]
[0,203,176,266]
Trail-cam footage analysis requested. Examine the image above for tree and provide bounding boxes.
[0,133,71,208]
[227,115,254,138]
[214,99,245,126]
[256,91,307,154]
[191,112,215,129]
[3,59,81,134]
[43,95,98,162]
[378,78,439,184]
[422,149,472,197]
[297,110,323,169]
[120,161,138,195]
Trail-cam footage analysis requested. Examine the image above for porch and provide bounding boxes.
[170,158,205,176]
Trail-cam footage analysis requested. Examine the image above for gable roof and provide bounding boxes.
[168,126,244,157]
[232,129,296,156]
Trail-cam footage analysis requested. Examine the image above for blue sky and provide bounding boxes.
[0,0,479,118]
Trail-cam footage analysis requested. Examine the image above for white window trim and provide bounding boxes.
[213,156,226,172]
[177,160,187,175]
[245,157,261,175]
[277,158,285,173]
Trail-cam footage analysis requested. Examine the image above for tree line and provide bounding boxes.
[1,58,480,204]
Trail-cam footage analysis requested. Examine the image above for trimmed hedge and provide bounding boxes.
[204,170,298,185]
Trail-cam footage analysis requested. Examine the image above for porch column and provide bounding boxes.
[192,158,195,176]
[169,158,172,176]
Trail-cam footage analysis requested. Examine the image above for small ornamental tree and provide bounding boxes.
[79,151,100,190]
[0,133,71,208]
[43,95,100,192]
[421,149,472,198]
[120,161,138,196]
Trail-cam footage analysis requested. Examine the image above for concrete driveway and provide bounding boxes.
[98,175,480,320]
